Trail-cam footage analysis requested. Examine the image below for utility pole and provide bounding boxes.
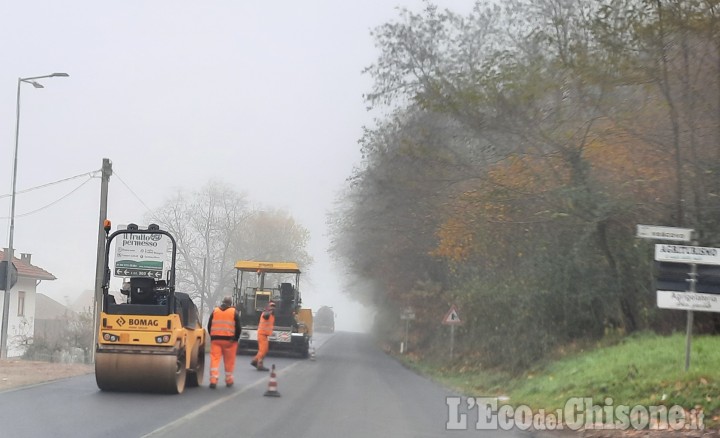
[91,158,112,363]
[200,257,207,322]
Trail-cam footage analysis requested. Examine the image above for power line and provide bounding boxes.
[16,177,95,218]
[112,170,155,215]
[0,175,95,219]
[0,167,157,221]
[0,169,100,199]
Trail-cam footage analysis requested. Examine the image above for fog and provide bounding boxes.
[0,0,472,332]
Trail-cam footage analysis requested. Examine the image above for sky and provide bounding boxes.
[0,0,473,332]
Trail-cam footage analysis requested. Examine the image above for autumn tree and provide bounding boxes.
[356,0,644,363]
[591,0,720,237]
[332,0,720,371]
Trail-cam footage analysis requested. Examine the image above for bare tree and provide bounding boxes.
[151,181,251,319]
[151,181,314,320]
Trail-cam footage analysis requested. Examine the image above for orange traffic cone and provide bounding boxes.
[263,364,281,397]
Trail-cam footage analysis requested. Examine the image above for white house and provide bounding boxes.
[0,249,57,357]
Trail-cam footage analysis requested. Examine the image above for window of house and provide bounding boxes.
[17,291,25,317]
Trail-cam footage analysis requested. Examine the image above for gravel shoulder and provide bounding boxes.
[0,359,94,391]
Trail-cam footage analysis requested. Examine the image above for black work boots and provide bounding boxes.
[251,359,269,371]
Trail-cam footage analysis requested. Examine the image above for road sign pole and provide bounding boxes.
[685,310,693,371]
[400,307,415,354]
[647,229,707,371]
[442,304,461,361]
[685,254,698,372]
[404,318,409,355]
[450,324,455,361]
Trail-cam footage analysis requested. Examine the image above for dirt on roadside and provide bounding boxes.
[0,359,93,391]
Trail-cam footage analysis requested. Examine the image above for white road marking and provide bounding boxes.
[143,333,335,437]
[141,361,301,437]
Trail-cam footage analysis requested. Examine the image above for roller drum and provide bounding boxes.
[95,351,186,394]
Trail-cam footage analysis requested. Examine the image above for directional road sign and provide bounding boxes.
[400,308,416,320]
[655,244,720,266]
[657,290,720,313]
[637,225,693,242]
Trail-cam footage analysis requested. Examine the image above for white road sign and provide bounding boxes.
[657,290,720,313]
[114,232,169,278]
[655,244,720,265]
[401,307,416,320]
[637,225,693,242]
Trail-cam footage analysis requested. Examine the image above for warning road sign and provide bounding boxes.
[442,305,462,325]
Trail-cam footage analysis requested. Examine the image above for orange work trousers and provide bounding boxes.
[254,334,269,363]
[210,339,238,384]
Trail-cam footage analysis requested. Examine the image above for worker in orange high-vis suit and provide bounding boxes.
[207,296,242,389]
[251,301,275,371]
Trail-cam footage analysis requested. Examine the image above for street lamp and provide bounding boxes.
[1,73,69,359]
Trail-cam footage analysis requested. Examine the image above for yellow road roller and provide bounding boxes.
[95,222,206,394]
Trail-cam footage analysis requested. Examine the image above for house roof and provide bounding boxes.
[70,289,94,313]
[0,250,57,281]
[36,293,75,320]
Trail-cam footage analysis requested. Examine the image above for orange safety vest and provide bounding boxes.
[258,312,275,336]
[210,307,236,338]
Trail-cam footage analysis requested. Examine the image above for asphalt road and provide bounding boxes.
[0,332,527,437]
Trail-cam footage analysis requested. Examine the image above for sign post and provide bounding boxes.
[442,305,462,360]
[400,307,415,354]
[685,257,697,372]
[652,242,711,371]
[638,225,701,372]
[654,242,707,371]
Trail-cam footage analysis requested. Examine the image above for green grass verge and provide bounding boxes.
[398,332,720,428]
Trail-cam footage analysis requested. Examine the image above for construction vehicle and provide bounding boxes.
[314,306,335,333]
[95,222,206,394]
[233,261,312,358]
